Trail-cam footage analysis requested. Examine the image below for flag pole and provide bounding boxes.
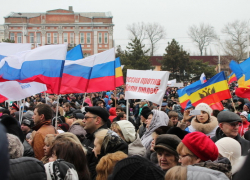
[45,91,48,104]
[126,100,129,121]
[82,92,87,107]
[231,98,237,112]
[55,95,60,130]
[21,98,25,120]
[19,100,22,124]
[115,90,117,107]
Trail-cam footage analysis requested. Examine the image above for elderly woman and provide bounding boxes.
[185,103,218,138]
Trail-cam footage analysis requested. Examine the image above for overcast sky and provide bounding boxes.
[0,0,249,55]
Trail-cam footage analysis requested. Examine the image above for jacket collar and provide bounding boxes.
[32,120,52,131]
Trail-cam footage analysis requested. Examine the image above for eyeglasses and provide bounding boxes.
[84,116,97,120]
[226,122,242,127]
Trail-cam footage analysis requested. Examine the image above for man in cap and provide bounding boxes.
[9,103,19,116]
[81,106,109,179]
[211,111,250,155]
[154,134,181,173]
[21,119,34,137]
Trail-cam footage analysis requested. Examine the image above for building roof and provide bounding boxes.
[5,10,113,19]
[190,56,218,66]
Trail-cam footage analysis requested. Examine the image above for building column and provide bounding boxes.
[58,26,63,44]
[108,26,113,48]
[41,26,46,45]
[94,30,98,54]
[74,26,79,45]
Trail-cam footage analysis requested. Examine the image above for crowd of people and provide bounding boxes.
[1,82,250,180]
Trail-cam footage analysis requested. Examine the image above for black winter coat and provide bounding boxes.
[211,127,250,156]
[9,157,46,180]
[81,124,108,180]
[23,140,34,157]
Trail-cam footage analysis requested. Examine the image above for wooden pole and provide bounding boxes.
[115,90,117,107]
[55,95,60,129]
[82,92,87,107]
[231,98,237,112]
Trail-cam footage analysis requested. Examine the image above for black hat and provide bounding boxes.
[154,134,181,156]
[85,106,109,122]
[21,119,34,128]
[167,127,189,140]
[217,111,242,123]
[108,155,164,180]
[74,113,84,119]
[141,107,151,119]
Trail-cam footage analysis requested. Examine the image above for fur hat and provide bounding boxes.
[195,103,212,118]
[182,132,218,161]
[116,121,136,143]
[7,133,24,159]
[108,155,164,180]
[44,159,78,180]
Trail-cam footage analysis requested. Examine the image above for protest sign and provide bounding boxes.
[125,69,169,104]
[167,79,176,87]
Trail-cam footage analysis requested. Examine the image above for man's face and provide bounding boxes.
[243,105,249,111]
[220,122,242,138]
[116,109,122,116]
[83,112,97,134]
[9,107,17,115]
[121,114,127,120]
[98,103,104,108]
[21,124,30,133]
[157,149,177,171]
[32,108,43,126]
[63,105,69,112]
[170,117,178,126]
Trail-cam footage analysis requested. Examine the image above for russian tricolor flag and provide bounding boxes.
[0,44,67,94]
[0,43,31,61]
[53,47,116,94]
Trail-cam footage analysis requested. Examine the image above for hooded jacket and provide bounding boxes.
[211,127,250,156]
[68,120,87,142]
[187,116,218,138]
[141,110,169,150]
[128,133,146,157]
[187,165,230,180]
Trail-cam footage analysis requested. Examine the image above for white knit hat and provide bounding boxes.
[116,120,136,143]
[240,111,248,119]
[195,103,212,117]
[215,137,241,174]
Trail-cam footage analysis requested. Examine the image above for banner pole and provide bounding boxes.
[19,100,22,124]
[45,92,48,104]
[231,98,237,112]
[55,95,60,129]
[82,92,87,107]
[21,98,25,121]
[115,90,117,107]
[126,100,129,121]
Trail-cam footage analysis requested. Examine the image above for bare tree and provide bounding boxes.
[127,22,147,43]
[222,20,247,62]
[188,23,217,56]
[145,23,166,56]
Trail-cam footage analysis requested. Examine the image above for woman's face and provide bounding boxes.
[93,138,102,157]
[43,141,51,156]
[243,105,249,111]
[27,138,32,145]
[240,115,247,122]
[178,150,199,166]
[196,111,209,123]
[146,114,153,128]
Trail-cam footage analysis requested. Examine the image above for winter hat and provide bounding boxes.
[245,103,250,110]
[182,132,218,161]
[1,115,25,143]
[166,127,189,140]
[7,133,24,159]
[44,159,78,180]
[217,111,242,123]
[116,120,136,143]
[85,106,109,122]
[240,111,248,119]
[154,134,181,159]
[23,110,34,120]
[108,155,165,180]
[21,119,34,128]
[140,107,151,119]
[215,137,241,174]
[195,103,212,118]
[58,123,70,132]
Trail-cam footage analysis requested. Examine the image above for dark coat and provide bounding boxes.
[81,124,108,180]
[23,140,34,157]
[211,127,250,156]
[9,157,46,180]
[234,151,250,180]
[0,124,9,180]
[138,123,147,138]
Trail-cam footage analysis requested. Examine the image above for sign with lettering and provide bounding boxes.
[125,70,169,104]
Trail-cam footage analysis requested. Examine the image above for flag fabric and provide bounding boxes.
[0,43,31,61]
[115,57,124,87]
[186,72,231,107]
[0,81,47,102]
[228,72,237,84]
[177,80,202,109]
[230,60,250,98]
[0,44,67,94]
[51,48,116,94]
[200,73,207,83]
[66,44,84,60]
